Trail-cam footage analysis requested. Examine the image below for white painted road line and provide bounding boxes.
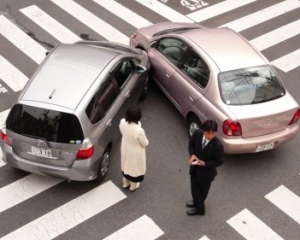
[0,175,63,214]
[220,0,300,32]
[250,19,300,51]
[0,181,126,240]
[0,15,47,64]
[94,0,152,29]
[103,215,164,240]
[0,84,8,93]
[187,0,257,23]
[265,185,300,224]
[0,55,28,92]
[272,49,300,72]
[227,209,283,240]
[135,0,194,23]
[20,5,81,43]
[199,236,210,240]
[51,0,129,44]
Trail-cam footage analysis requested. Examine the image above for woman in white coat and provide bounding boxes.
[119,106,149,191]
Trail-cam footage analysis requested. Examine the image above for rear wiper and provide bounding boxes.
[19,133,51,147]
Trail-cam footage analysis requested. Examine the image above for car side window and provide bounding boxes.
[181,51,210,88]
[157,38,188,65]
[112,60,135,89]
[86,76,120,124]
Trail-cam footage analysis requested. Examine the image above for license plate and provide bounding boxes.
[31,146,52,157]
[256,143,274,152]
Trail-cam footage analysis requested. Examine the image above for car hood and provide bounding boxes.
[226,94,299,138]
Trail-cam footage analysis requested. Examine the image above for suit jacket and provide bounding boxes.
[188,129,224,182]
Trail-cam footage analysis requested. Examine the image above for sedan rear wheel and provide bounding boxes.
[95,148,110,182]
[188,116,202,138]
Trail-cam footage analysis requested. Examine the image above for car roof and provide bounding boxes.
[181,28,267,72]
[21,43,119,110]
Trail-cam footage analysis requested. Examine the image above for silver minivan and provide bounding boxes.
[0,41,150,181]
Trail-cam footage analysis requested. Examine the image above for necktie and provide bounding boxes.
[202,139,206,149]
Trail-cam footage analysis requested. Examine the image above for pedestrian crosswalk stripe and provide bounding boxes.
[186,0,257,23]
[0,180,127,240]
[265,185,300,224]
[271,48,300,72]
[0,15,47,64]
[250,19,300,51]
[20,5,81,43]
[94,0,152,29]
[50,0,129,44]
[0,55,28,92]
[227,208,283,240]
[135,0,193,23]
[103,215,164,240]
[0,175,63,214]
[219,0,300,32]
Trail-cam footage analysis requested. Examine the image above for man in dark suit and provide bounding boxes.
[186,120,224,216]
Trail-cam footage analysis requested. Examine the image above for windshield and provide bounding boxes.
[6,104,84,143]
[219,66,285,105]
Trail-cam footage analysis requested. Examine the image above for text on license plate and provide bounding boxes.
[31,146,52,157]
[256,143,274,152]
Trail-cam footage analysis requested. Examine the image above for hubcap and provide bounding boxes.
[100,152,110,176]
[189,122,199,137]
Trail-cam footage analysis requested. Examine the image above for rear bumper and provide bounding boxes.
[0,143,98,181]
[221,124,299,154]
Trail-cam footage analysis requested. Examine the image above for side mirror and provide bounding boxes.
[136,65,147,74]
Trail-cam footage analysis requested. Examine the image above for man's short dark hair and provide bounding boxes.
[125,106,142,124]
[202,120,218,132]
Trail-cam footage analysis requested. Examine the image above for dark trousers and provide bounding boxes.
[190,174,211,214]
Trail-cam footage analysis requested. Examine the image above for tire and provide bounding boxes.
[95,147,110,182]
[187,116,202,138]
[139,75,149,101]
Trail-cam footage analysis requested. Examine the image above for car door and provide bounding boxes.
[149,38,189,94]
[170,49,210,113]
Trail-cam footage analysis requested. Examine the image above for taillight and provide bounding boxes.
[288,109,300,125]
[1,124,11,146]
[76,139,94,160]
[130,32,137,39]
[223,119,242,136]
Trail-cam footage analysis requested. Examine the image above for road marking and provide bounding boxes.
[0,181,126,240]
[0,55,28,92]
[250,19,300,51]
[272,49,300,72]
[0,84,8,93]
[51,0,129,44]
[93,0,152,28]
[103,215,164,240]
[227,209,283,240]
[0,15,47,64]
[220,0,300,32]
[186,0,257,23]
[135,0,194,23]
[265,185,300,224]
[0,174,63,214]
[199,236,210,240]
[20,5,81,43]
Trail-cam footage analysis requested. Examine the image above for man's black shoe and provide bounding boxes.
[186,201,195,208]
[186,209,205,216]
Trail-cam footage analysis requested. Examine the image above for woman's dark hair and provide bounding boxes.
[202,119,218,132]
[125,106,142,124]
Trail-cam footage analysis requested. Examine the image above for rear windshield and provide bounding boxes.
[219,65,285,105]
[6,104,84,144]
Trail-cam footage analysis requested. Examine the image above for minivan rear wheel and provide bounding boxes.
[188,116,202,138]
[95,147,110,182]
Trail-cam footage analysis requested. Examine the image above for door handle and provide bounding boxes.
[189,96,194,102]
[106,119,112,127]
[166,73,170,78]
[126,91,130,98]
